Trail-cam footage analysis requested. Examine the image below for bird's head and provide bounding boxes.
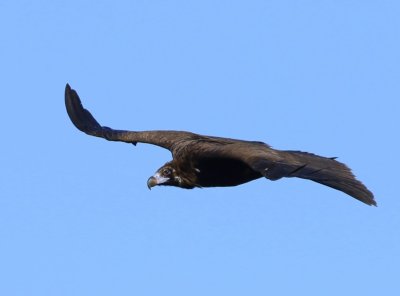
[147,161,194,189]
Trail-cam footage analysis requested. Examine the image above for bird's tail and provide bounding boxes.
[269,151,376,206]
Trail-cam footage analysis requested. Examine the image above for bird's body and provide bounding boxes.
[65,84,376,206]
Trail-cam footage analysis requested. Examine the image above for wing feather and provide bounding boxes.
[65,84,196,152]
[250,150,376,206]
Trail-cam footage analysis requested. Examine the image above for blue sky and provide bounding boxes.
[1,0,399,295]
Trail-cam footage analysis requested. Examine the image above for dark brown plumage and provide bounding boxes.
[65,84,376,206]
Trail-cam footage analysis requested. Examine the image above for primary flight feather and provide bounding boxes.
[65,84,376,206]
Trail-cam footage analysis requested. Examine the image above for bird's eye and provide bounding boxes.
[162,168,172,176]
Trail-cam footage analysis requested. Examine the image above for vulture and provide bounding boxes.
[65,84,376,206]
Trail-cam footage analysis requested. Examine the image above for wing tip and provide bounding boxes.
[345,182,377,207]
[362,196,377,207]
[64,83,82,130]
[64,83,102,135]
[366,195,377,207]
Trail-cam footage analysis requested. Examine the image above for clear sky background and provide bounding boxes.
[1,1,399,295]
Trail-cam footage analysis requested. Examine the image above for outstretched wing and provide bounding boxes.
[65,84,196,152]
[249,149,376,206]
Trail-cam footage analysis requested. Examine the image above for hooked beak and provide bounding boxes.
[147,176,158,189]
[147,173,169,190]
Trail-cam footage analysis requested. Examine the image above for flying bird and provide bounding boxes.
[65,84,376,206]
